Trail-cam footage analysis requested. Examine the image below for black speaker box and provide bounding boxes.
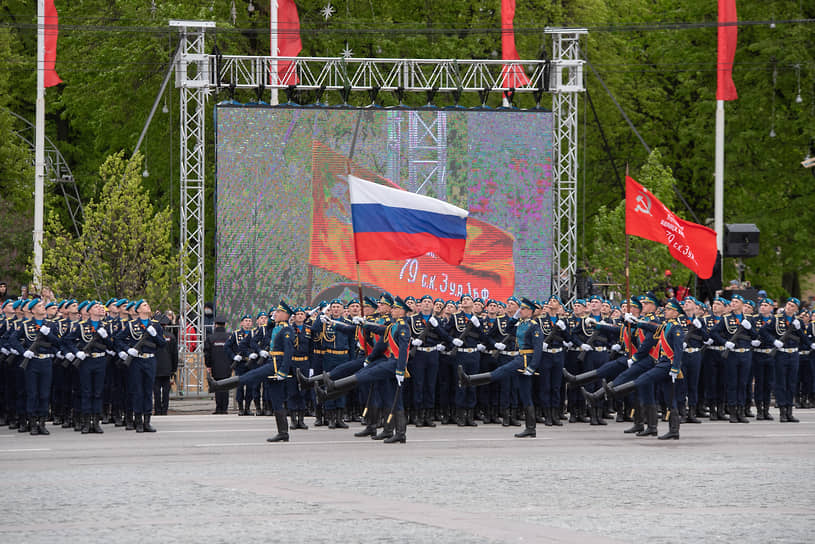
[724,223,760,257]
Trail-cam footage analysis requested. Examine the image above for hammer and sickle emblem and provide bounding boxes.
[635,191,652,215]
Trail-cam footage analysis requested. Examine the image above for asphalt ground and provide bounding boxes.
[1,403,814,544]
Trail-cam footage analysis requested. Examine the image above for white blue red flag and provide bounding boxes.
[348,174,469,266]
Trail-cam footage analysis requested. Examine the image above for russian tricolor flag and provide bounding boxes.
[348,175,469,266]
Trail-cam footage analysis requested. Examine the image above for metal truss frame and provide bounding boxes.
[171,22,584,394]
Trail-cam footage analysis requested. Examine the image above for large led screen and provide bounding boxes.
[216,105,554,321]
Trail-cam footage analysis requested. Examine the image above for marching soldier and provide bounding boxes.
[407,294,452,427]
[224,314,254,416]
[752,298,777,420]
[311,299,355,429]
[680,297,709,423]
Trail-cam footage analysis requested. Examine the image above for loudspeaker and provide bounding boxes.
[724,224,760,258]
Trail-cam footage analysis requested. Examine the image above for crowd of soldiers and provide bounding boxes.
[0,297,172,435]
[205,291,815,443]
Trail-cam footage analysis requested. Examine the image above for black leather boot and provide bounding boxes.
[514,406,536,438]
[334,409,349,429]
[707,402,718,420]
[457,365,492,387]
[74,411,82,432]
[549,407,563,426]
[92,414,104,434]
[372,414,394,440]
[135,413,144,433]
[267,410,290,442]
[114,408,125,427]
[355,407,379,437]
[423,409,436,427]
[763,402,774,421]
[729,405,739,423]
[29,416,41,435]
[52,409,63,427]
[207,374,240,393]
[697,402,709,418]
[38,416,50,435]
[510,408,522,426]
[717,402,729,421]
[594,405,608,425]
[658,410,680,440]
[635,405,658,437]
[684,405,702,424]
[744,403,755,417]
[61,411,73,429]
[535,406,545,424]
[786,405,799,423]
[313,405,326,426]
[755,402,766,420]
[142,414,156,432]
[737,405,749,423]
[81,413,91,434]
[456,407,467,426]
[464,408,478,427]
[125,410,135,430]
[624,405,644,434]
[383,411,407,443]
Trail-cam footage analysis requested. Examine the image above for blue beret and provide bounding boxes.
[404,296,416,303]
[762,298,775,306]
[115,298,128,307]
[446,300,456,306]
[293,307,305,314]
[664,298,682,312]
[473,297,484,304]
[624,298,643,310]
[459,293,473,302]
[507,296,520,305]
[714,296,729,305]
[588,294,603,303]
[788,297,801,307]
[105,298,117,307]
[12,300,24,310]
[77,300,89,311]
[731,294,746,303]
[45,301,56,309]
[27,298,42,311]
[498,301,506,308]
[434,298,445,305]
[1,299,12,309]
[133,299,147,312]
[240,314,252,321]
[548,295,562,304]
[257,311,268,319]
[347,298,360,307]
[419,294,434,303]
[573,298,586,306]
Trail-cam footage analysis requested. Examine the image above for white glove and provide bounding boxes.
[127,348,139,357]
[429,316,439,327]
[260,350,270,358]
[23,350,35,359]
[692,318,703,329]
[352,315,364,325]
[793,319,801,330]
[65,352,75,362]
[704,338,714,345]
[0,348,8,355]
[118,351,127,360]
[106,350,115,356]
[97,327,108,338]
[146,325,157,337]
[541,342,548,350]
[395,373,404,386]
[671,374,677,383]
[627,358,634,368]
[682,342,688,350]
[308,369,314,378]
[363,360,369,368]
[811,343,815,351]
[476,343,486,352]
[470,316,480,327]
[624,313,637,324]
[611,343,621,352]
[513,309,521,319]
[773,339,784,349]
[564,341,573,349]
[740,320,752,330]
[76,351,87,360]
[56,351,63,358]
[495,342,506,351]
[411,338,423,347]
[669,368,679,380]
[580,343,592,352]
[435,344,445,351]
[452,338,464,347]
[39,325,51,336]
[233,354,242,362]
[249,352,258,360]
[724,341,735,350]
[556,319,567,330]
[522,368,534,376]
[585,317,597,326]
[322,305,331,315]
[751,340,761,347]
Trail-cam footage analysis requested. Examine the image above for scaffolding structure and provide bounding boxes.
[170,21,585,395]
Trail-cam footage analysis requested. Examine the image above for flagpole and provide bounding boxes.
[714,99,724,257]
[33,0,46,290]
[270,0,279,106]
[624,164,630,306]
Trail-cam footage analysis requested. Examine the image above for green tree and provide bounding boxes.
[41,151,178,309]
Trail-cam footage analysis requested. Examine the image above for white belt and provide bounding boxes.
[708,346,725,351]
[137,353,154,358]
[33,354,50,359]
[543,348,563,354]
[416,347,436,352]
[754,348,773,354]
[730,348,750,353]
[684,347,702,353]
[800,351,811,356]
[778,347,798,353]
[593,347,608,352]
[89,352,107,358]
[500,350,519,356]
[457,348,477,353]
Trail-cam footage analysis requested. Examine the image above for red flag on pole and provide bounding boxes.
[44,0,62,87]
[500,0,529,88]
[716,0,738,100]
[625,176,718,279]
[275,0,302,86]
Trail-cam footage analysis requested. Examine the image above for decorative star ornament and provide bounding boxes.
[341,42,353,59]
[320,2,335,21]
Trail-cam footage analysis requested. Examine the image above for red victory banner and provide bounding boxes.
[309,142,515,300]
[625,176,717,279]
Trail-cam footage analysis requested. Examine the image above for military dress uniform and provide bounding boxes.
[114,311,167,432]
[62,314,115,433]
[679,307,710,423]
[446,306,491,426]
[710,299,758,423]
[702,307,728,421]
[569,310,614,424]
[286,313,312,428]
[536,310,572,426]
[407,306,452,427]
[224,323,253,415]
[311,308,355,427]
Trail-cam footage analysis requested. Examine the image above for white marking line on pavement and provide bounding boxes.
[0,448,51,453]
[194,437,553,447]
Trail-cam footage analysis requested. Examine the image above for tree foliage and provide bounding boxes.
[41,151,178,308]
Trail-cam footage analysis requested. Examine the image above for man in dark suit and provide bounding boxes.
[205,317,231,414]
